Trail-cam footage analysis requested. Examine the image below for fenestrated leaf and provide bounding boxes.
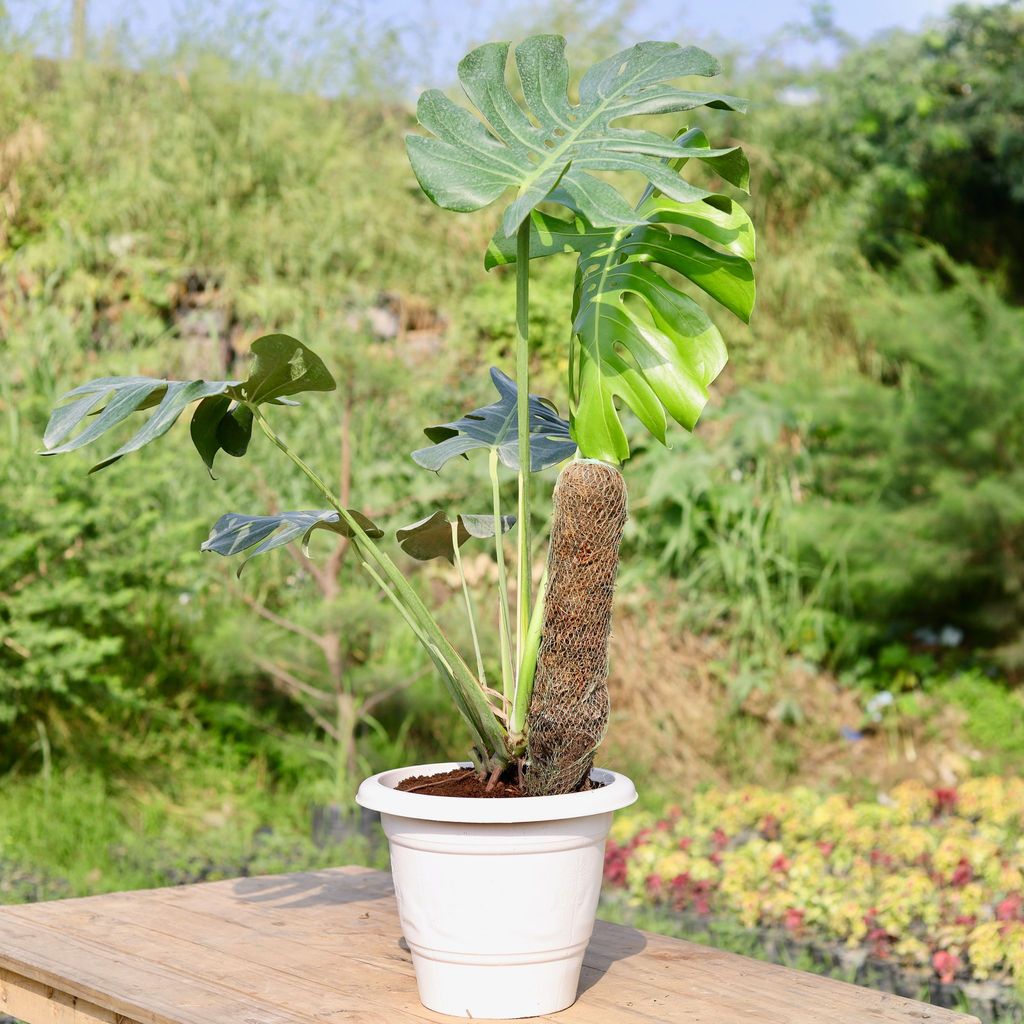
[412,367,576,472]
[485,193,755,268]
[91,380,231,473]
[40,334,334,472]
[396,510,517,564]
[407,35,747,237]
[486,190,756,464]
[202,509,384,577]
[238,334,336,405]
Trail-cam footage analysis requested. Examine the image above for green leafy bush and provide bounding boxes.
[750,2,1024,288]
[631,253,1024,671]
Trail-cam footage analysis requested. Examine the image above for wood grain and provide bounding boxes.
[0,867,980,1024]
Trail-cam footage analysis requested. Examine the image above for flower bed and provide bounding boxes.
[605,778,1024,1017]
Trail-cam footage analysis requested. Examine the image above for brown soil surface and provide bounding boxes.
[396,767,526,798]
[395,767,607,798]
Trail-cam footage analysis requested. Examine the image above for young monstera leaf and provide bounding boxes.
[397,511,517,564]
[407,35,747,237]
[412,368,576,472]
[40,334,335,473]
[202,509,383,576]
[486,188,755,464]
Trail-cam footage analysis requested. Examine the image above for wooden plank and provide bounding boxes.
[0,968,135,1024]
[0,868,980,1024]
[0,916,309,1024]
[58,880,661,1024]
[144,871,977,1024]
[0,902,434,1024]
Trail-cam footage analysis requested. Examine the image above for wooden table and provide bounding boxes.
[0,866,978,1024]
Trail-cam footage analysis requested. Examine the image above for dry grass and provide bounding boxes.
[605,596,976,794]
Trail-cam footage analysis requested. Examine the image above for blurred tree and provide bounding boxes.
[768,2,1024,292]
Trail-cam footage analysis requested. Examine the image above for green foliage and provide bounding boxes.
[0,762,385,902]
[778,255,1024,662]
[36,31,759,776]
[406,35,746,236]
[202,509,383,575]
[413,33,754,466]
[41,335,335,471]
[0,423,210,769]
[412,367,575,472]
[2,2,1022,816]
[754,2,1024,289]
[940,671,1024,773]
[492,190,753,462]
[631,252,1024,673]
[396,511,516,564]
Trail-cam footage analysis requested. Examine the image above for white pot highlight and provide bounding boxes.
[356,761,637,1019]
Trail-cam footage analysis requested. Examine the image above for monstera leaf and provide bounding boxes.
[40,335,335,473]
[202,509,383,576]
[412,367,576,472]
[407,35,747,237]
[486,190,755,464]
[396,511,517,563]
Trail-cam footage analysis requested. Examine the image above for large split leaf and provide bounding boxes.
[40,335,335,472]
[407,35,747,237]
[412,367,576,472]
[396,510,517,564]
[202,509,383,576]
[487,192,755,464]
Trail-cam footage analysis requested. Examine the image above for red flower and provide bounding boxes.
[711,827,729,851]
[933,787,958,816]
[630,828,652,850]
[784,908,805,933]
[603,841,628,887]
[645,873,663,899]
[950,859,973,887]
[996,893,1023,921]
[761,814,780,840]
[669,873,694,912]
[817,841,834,857]
[678,836,693,851]
[771,854,791,874]
[868,927,891,959]
[932,950,960,984]
[693,879,714,915]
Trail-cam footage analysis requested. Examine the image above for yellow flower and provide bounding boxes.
[967,921,1005,979]
[890,779,934,822]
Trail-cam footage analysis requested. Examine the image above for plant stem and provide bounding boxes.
[451,520,486,689]
[250,405,509,762]
[489,448,515,710]
[509,568,545,748]
[515,218,533,670]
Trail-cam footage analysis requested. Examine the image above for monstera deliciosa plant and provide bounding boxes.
[41,36,754,797]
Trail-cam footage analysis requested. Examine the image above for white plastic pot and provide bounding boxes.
[356,761,637,1019]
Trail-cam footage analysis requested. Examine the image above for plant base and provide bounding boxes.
[356,761,637,1019]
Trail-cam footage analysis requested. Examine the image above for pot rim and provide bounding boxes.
[356,761,637,824]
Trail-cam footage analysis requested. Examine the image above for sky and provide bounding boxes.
[6,0,991,91]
